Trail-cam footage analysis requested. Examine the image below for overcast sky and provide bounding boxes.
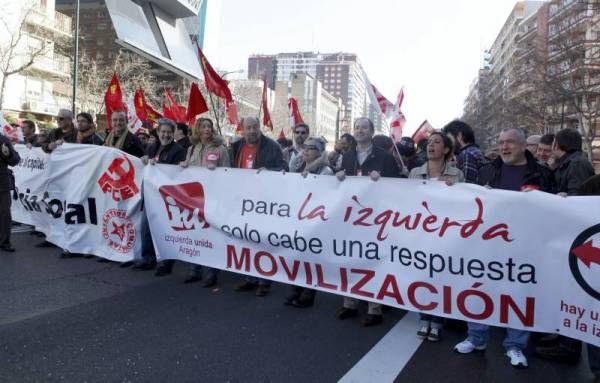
[212,0,526,135]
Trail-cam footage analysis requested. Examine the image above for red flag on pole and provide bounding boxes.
[278,128,287,140]
[197,45,233,102]
[104,73,126,131]
[226,100,239,127]
[371,84,394,117]
[288,97,304,128]
[261,78,273,130]
[412,120,435,144]
[163,88,188,123]
[187,82,209,125]
[389,88,406,142]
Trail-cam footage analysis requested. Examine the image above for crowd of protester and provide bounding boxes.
[1,108,600,374]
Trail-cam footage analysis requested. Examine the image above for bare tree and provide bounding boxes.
[0,2,50,108]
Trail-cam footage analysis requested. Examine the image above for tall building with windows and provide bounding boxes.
[0,0,72,121]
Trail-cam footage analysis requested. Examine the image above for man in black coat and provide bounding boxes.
[132,118,185,275]
[552,128,595,197]
[231,117,287,297]
[0,135,20,252]
[335,117,400,327]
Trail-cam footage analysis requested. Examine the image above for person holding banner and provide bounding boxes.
[44,109,77,152]
[179,117,230,287]
[284,136,333,308]
[0,134,20,252]
[133,118,186,275]
[103,111,145,158]
[335,117,400,327]
[409,131,464,341]
[454,127,553,368]
[231,116,287,297]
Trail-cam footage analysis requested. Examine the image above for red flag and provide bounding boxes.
[261,78,273,130]
[389,88,406,142]
[226,100,239,127]
[0,113,23,143]
[163,88,188,123]
[186,82,209,125]
[288,97,304,128]
[412,120,435,144]
[371,84,394,117]
[197,45,233,102]
[134,89,162,123]
[104,73,126,130]
[278,128,287,140]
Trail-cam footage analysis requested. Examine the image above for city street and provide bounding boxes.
[0,231,593,382]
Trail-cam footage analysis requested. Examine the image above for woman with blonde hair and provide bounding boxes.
[179,117,230,287]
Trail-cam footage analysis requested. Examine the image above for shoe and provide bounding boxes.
[454,339,487,354]
[154,267,172,277]
[284,292,301,306]
[336,307,358,320]
[427,328,441,342]
[534,343,581,364]
[34,241,56,248]
[255,284,270,297]
[0,243,15,252]
[120,261,134,268]
[416,326,429,339]
[291,297,314,308]
[362,314,383,327]
[536,334,559,347]
[132,261,156,270]
[184,275,202,284]
[234,281,258,292]
[506,348,528,368]
[202,276,217,288]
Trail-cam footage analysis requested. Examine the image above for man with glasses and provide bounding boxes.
[44,109,77,152]
[76,113,104,145]
[288,123,310,172]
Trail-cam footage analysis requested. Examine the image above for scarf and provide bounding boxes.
[104,129,128,150]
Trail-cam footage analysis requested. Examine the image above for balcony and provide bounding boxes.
[19,97,61,116]
[28,54,71,78]
[26,8,72,37]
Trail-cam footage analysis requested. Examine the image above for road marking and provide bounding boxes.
[338,312,423,383]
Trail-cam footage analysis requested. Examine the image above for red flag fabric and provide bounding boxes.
[134,89,162,123]
[412,120,435,144]
[261,78,273,130]
[187,82,209,125]
[197,45,233,102]
[163,88,188,123]
[288,97,304,128]
[104,73,126,131]
[0,112,23,143]
[278,128,286,140]
[226,100,239,127]
[389,88,406,143]
[371,84,394,117]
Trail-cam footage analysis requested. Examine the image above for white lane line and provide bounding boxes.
[338,312,423,383]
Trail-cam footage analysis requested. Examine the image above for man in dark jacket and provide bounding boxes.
[75,113,104,145]
[552,128,595,196]
[44,109,77,152]
[442,120,486,184]
[132,118,185,275]
[21,120,39,147]
[175,123,191,151]
[232,117,287,297]
[103,111,145,158]
[0,135,20,252]
[335,117,400,327]
[455,128,552,369]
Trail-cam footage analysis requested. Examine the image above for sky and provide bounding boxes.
[211,0,526,136]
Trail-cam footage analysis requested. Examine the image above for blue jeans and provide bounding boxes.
[420,314,443,329]
[467,322,529,351]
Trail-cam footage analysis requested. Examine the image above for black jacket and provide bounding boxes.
[80,132,104,146]
[231,134,287,171]
[42,126,77,152]
[478,150,554,192]
[0,135,20,192]
[340,144,400,178]
[105,132,145,158]
[147,141,186,165]
[554,150,596,196]
[177,136,191,151]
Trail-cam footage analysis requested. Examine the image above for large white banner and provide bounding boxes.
[144,164,600,345]
[12,144,144,262]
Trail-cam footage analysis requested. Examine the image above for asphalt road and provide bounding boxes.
[0,231,594,382]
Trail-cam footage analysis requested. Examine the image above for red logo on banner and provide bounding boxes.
[159,182,210,231]
[97,155,139,201]
[102,209,136,253]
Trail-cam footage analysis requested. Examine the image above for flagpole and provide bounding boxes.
[207,92,222,136]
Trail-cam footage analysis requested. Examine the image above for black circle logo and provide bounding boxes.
[569,224,600,300]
